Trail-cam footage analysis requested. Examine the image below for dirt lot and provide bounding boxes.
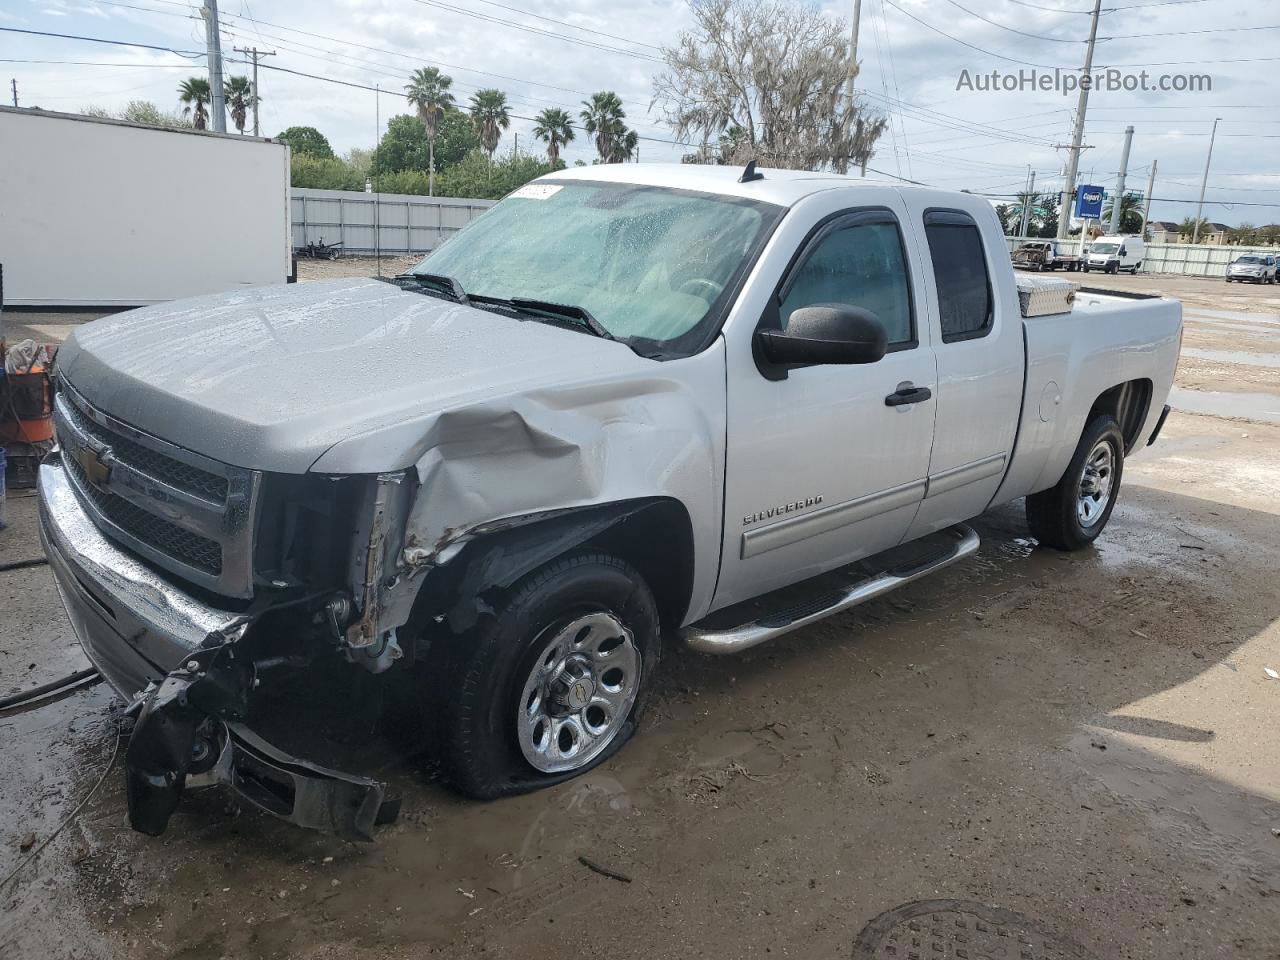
[2,268,1279,959]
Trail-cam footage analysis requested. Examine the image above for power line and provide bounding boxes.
[405,0,662,62]
[1104,24,1280,39]
[86,0,657,107]
[941,0,1084,42]
[0,25,204,57]
[215,22,671,138]
[881,0,1074,69]
[0,59,195,66]
[241,59,686,148]
[1003,0,1091,13]
[462,0,664,52]
[212,7,653,107]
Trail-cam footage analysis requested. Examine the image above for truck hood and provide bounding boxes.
[57,278,656,473]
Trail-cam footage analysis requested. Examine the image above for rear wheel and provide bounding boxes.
[430,551,660,799]
[1026,414,1125,550]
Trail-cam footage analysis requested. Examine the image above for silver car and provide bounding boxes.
[1226,254,1277,284]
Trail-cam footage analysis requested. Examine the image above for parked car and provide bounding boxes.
[39,164,1183,840]
[1083,235,1145,274]
[1011,240,1081,272]
[1226,254,1277,283]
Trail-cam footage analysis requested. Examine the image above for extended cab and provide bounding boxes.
[39,164,1182,839]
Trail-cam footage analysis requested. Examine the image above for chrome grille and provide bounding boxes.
[64,448,223,575]
[53,380,261,598]
[58,394,229,504]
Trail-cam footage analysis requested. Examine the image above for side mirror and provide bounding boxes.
[756,304,888,366]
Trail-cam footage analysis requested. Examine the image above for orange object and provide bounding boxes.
[0,363,54,443]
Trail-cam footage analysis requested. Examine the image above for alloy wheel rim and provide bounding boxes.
[1077,439,1115,527]
[516,611,640,774]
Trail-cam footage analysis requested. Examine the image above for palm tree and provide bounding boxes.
[224,75,254,134]
[618,127,639,163]
[1179,216,1209,242]
[580,91,626,164]
[532,107,575,167]
[178,76,212,131]
[468,89,510,170]
[1008,191,1042,235]
[405,67,454,196]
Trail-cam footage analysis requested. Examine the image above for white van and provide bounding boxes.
[1083,235,1145,275]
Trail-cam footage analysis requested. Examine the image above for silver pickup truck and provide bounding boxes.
[39,163,1182,839]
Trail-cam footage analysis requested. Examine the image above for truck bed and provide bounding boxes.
[993,286,1183,506]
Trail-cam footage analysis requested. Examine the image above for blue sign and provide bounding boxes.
[1075,184,1105,220]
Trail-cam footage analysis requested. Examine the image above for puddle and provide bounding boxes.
[1180,347,1280,370]
[1169,386,1280,424]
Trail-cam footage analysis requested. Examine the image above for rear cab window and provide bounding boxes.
[922,210,993,343]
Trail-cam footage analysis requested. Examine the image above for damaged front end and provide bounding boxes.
[40,454,410,841]
[123,617,397,841]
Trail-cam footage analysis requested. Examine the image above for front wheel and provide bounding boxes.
[1026,414,1125,550]
[430,551,660,799]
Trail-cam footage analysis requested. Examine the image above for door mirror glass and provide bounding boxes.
[757,304,887,366]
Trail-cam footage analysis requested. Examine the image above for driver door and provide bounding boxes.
[714,190,937,609]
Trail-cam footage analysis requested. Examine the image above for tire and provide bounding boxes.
[1026,414,1125,551]
[430,551,660,800]
[1083,265,1091,273]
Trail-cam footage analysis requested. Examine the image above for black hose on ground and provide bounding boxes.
[0,667,101,711]
[0,557,50,573]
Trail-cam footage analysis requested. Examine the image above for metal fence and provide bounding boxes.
[291,188,495,256]
[1002,235,1278,277]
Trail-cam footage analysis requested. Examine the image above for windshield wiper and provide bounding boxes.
[399,272,469,303]
[505,297,615,341]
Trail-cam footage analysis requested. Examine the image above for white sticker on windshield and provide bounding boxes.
[510,183,563,200]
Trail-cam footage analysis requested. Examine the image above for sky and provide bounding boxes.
[2,0,1279,226]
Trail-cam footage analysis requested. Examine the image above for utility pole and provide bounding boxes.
[1018,167,1036,239]
[9,78,16,107]
[233,46,275,136]
[201,0,227,133]
[845,0,863,104]
[1057,0,1104,240]
[846,0,864,176]
[1191,118,1220,245]
[1106,124,1134,234]
[1140,159,1157,238]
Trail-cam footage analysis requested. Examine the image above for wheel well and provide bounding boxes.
[418,498,697,638]
[582,499,695,631]
[1090,379,1152,452]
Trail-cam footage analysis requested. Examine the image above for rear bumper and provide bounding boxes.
[38,453,388,840]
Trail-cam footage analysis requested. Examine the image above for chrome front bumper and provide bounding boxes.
[39,452,389,840]
[38,450,244,698]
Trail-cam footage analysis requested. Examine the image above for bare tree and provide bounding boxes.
[653,0,886,172]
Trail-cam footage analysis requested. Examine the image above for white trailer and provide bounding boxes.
[0,106,291,307]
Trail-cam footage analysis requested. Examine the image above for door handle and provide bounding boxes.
[884,385,933,407]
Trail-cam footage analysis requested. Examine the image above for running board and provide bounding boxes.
[683,523,981,655]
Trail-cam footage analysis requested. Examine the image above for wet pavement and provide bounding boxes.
[2,272,1280,959]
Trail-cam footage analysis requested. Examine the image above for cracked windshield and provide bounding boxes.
[414,180,778,344]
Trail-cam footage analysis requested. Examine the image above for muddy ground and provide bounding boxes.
[2,270,1279,959]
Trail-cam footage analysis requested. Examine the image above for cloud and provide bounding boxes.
[3,0,1276,222]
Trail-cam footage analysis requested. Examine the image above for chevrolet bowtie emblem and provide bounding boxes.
[77,444,112,487]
